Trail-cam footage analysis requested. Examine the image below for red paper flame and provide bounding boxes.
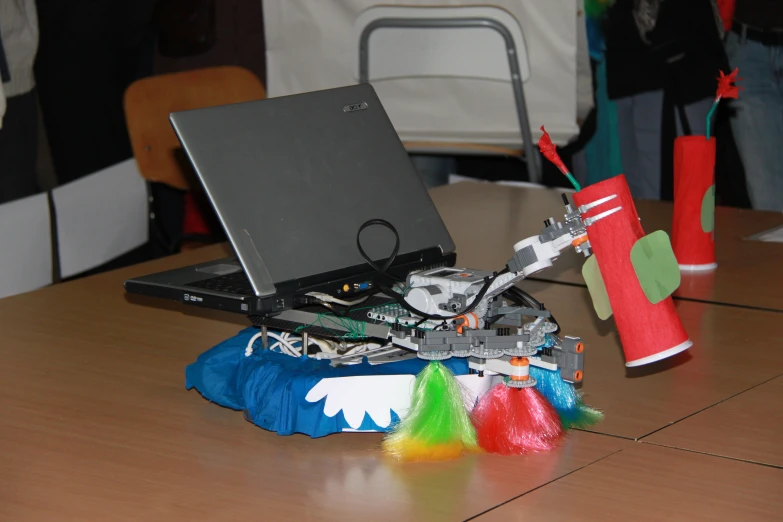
[716,68,740,100]
[538,126,568,174]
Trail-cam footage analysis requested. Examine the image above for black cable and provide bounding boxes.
[356,219,404,283]
[504,286,560,332]
[357,218,509,322]
[506,286,543,310]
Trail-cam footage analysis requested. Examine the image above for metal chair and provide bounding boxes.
[355,5,541,183]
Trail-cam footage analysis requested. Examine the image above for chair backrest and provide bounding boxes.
[355,5,530,84]
[355,4,540,181]
[0,193,53,298]
[263,0,581,157]
[123,66,267,190]
[52,159,149,279]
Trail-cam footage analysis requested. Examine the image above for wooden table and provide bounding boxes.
[475,443,783,522]
[2,188,782,519]
[0,246,633,521]
[521,280,783,441]
[430,181,783,312]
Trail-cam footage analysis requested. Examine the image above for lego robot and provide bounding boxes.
[249,193,622,389]
[355,193,608,388]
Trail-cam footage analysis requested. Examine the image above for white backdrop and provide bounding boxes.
[263,0,591,148]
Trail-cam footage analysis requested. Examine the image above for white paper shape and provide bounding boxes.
[305,371,497,431]
[747,224,783,243]
[0,193,53,298]
[306,374,416,429]
[53,159,148,278]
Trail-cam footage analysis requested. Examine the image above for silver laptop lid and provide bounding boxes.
[169,83,455,297]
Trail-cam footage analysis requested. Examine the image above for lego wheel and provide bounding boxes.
[504,376,538,388]
[470,346,505,359]
[416,350,453,361]
[525,321,558,334]
[503,344,537,357]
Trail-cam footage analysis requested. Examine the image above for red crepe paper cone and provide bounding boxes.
[538,126,568,175]
[672,136,717,271]
[574,175,692,367]
[716,68,740,100]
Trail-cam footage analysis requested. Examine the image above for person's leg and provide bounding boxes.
[409,154,455,189]
[678,97,714,137]
[615,90,664,200]
[725,31,783,212]
[34,0,155,185]
[0,90,39,203]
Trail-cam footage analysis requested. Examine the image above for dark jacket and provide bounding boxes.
[605,0,729,105]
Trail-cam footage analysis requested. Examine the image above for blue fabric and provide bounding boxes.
[185,328,470,437]
[585,59,624,187]
[586,16,605,61]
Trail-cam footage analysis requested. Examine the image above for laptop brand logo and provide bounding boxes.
[343,102,368,112]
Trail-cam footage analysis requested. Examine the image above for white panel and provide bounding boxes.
[0,193,53,298]
[53,158,148,278]
[263,0,581,148]
[366,26,511,82]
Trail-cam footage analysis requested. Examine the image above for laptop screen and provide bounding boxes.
[170,84,455,296]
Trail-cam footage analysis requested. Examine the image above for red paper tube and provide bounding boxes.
[574,175,692,367]
[672,136,717,270]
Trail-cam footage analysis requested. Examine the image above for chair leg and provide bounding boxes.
[511,76,541,184]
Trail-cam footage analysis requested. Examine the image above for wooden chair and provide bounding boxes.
[123,66,267,251]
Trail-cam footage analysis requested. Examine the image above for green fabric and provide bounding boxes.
[582,255,613,320]
[630,231,681,304]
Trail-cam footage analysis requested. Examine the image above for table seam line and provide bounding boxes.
[462,447,628,522]
[638,441,783,470]
[637,373,783,441]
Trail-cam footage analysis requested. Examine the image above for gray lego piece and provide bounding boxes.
[492,306,551,318]
[507,244,538,273]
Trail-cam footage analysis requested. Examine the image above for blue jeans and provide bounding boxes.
[409,154,455,188]
[726,31,783,212]
[615,91,712,200]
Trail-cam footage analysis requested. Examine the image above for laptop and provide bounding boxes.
[124,84,456,317]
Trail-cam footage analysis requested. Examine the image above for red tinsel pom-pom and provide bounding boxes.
[472,383,564,456]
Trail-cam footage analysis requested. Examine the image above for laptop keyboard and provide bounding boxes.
[187,271,255,295]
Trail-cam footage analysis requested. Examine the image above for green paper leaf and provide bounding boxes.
[631,230,681,304]
[701,184,715,233]
[582,255,612,320]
